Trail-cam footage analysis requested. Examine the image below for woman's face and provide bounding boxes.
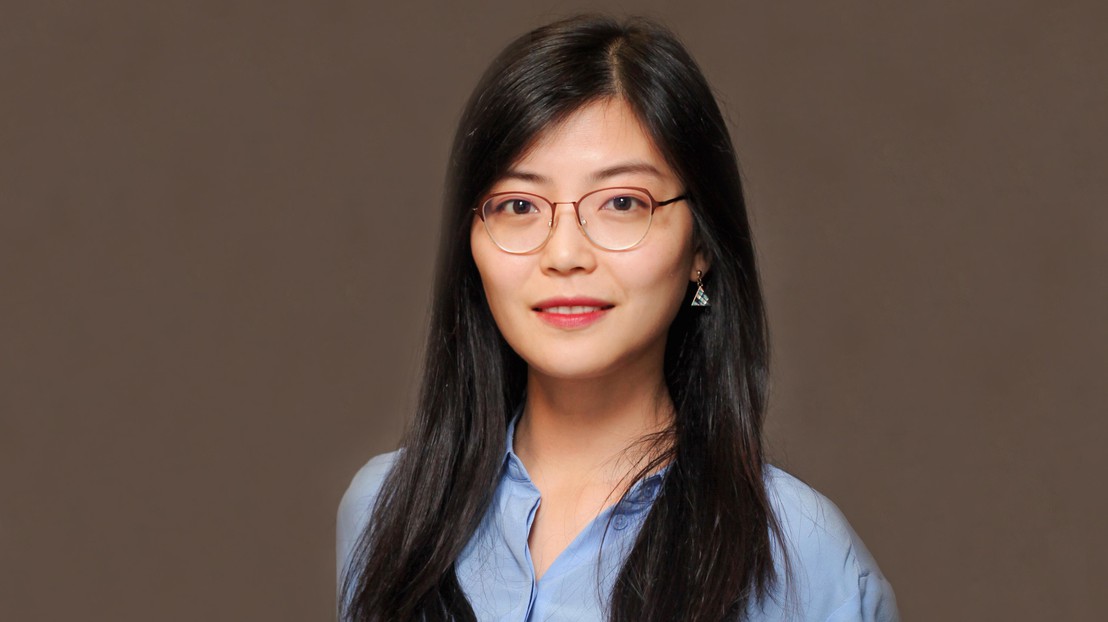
[470,98,708,382]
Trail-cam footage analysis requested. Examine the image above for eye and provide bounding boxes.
[601,194,649,212]
[491,198,539,215]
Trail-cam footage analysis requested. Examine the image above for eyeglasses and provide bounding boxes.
[473,186,688,253]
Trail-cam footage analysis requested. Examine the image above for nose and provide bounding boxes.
[539,202,597,274]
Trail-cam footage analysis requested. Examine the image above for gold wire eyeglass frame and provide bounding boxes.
[472,186,688,253]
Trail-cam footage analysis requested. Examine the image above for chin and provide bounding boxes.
[522,345,658,383]
[525,358,616,381]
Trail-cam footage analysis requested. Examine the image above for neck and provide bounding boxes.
[513,363,675,488]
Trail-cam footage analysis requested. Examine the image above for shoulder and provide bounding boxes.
[338,450,402,522]
[758,465,900,622]
[336,450,403,584]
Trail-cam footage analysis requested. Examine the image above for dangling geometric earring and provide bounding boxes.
[691,270,710,307]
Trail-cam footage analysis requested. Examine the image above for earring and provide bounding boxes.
[691,270,710,307]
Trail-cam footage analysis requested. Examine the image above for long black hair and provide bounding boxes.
[342,14,784,621]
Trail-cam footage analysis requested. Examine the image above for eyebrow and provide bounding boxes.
[500,161,666,184]
[591,162,665,182]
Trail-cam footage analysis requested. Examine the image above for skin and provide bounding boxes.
[470,97,709,581]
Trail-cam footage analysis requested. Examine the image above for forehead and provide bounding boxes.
[509,98,673,177]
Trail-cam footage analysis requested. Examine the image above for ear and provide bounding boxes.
[690,249,712,282]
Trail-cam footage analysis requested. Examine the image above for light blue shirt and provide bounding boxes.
[338,415,899,621]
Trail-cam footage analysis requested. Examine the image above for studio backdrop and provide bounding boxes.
[2,1,1105,620]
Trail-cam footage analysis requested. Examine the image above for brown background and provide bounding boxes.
[2,1,1105,620]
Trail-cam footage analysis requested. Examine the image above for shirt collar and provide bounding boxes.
[503,407,530,482]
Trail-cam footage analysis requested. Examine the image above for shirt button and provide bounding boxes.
[613,514,628,530]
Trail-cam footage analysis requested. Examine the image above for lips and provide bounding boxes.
[532,297,614,329]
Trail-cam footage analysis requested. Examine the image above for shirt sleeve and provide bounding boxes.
[819,546,900,622]
[335,451,401,601]
[762,466,900,622]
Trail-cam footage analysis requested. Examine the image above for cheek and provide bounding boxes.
[622,241,695,306]
[638,265,691,312]
[471,228,526,320]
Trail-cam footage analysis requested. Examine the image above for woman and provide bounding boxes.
[338,15,898,622]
